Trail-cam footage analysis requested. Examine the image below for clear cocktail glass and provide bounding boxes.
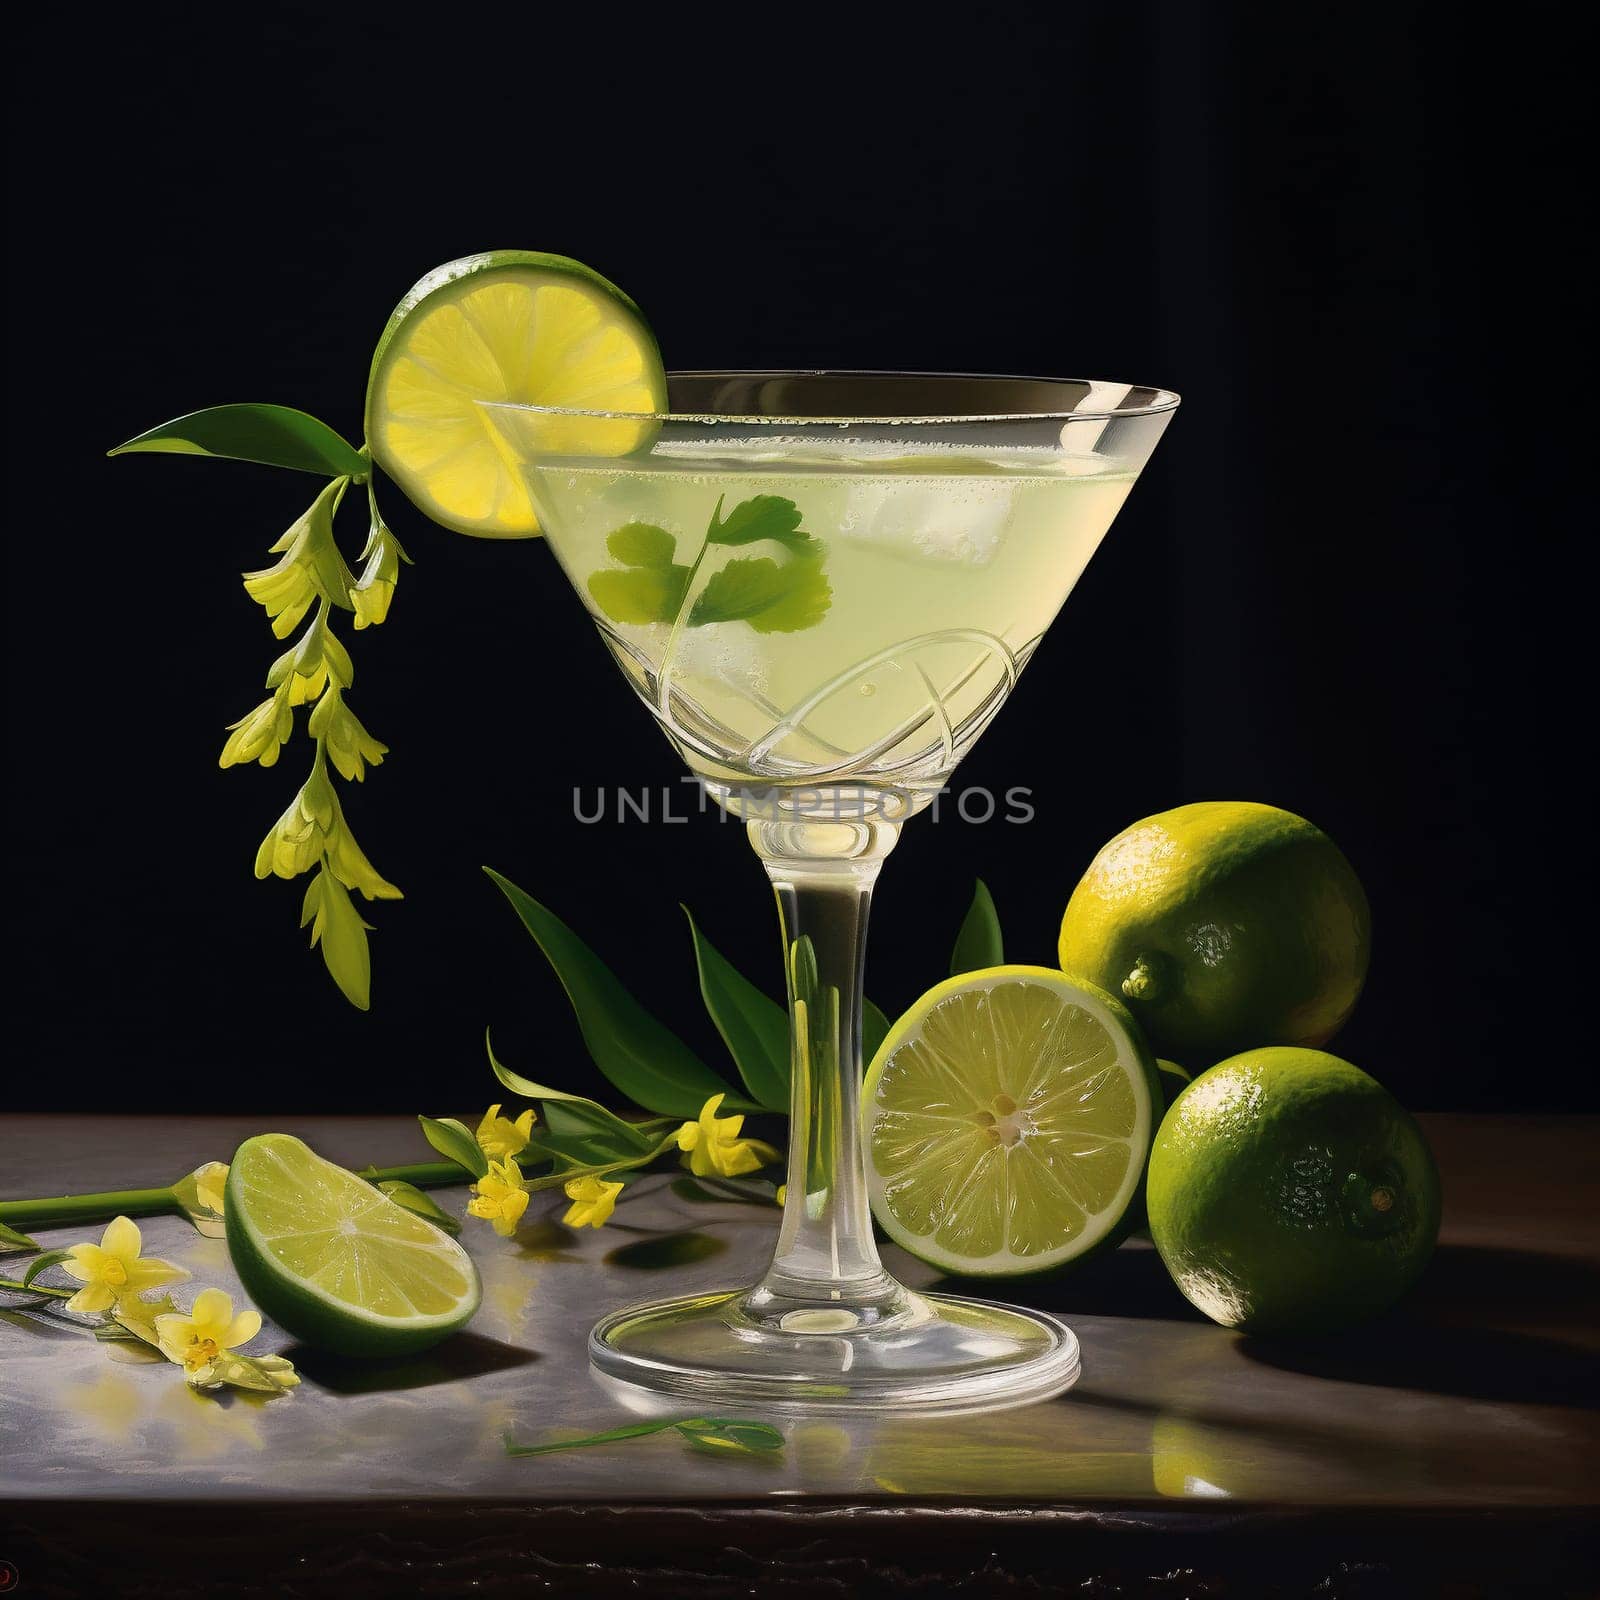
[487,373,1177,1413]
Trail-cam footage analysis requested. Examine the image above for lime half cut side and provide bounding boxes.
[366,251,668,538]
[225,1133,480,1357]
[863,966,1160,1277]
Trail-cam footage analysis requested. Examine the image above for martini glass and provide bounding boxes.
[487,373,1177,1413]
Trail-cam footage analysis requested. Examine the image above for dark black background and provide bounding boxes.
[7,6,1585,1113]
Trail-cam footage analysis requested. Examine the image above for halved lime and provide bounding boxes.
[226,1133,480,1356]
[862,966,1160,1277]
[366,251,668,539]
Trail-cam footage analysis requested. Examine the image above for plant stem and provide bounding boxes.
[0,1187,177,1230]
[0,1162,467,1234]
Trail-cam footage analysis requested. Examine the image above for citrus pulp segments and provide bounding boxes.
[226,1134,479,1353]
[863,967,1158,1276]
[366,251,668,538]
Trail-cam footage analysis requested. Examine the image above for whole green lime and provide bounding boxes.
[1147,1048,1440,1335]
[1058,801,1370,1062]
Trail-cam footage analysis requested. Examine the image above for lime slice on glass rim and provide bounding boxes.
[226,1133,480,1357]
[365,250,668,538]
[862,966,1161,1277]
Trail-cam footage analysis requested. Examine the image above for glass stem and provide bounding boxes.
[744,814,908,1323]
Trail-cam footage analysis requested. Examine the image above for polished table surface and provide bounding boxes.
[3,1113,1596,1595]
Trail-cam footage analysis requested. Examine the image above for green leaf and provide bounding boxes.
[377,1182,462,1235]
[505,1420,676,1457]
[707,495,810,552]
[861,997,893,1066]
[418,1116,489,1179]
[677,1417,786,1455]
[484,868,751,1118]
[691,552,831,634]
[109,404,367,478]
[504,1416,784,1459]
[949,878,1004,977]
[683,907,790,1113]
[0,1220,39,1254]
[487,1031,662,1158]
[302,867,374,1011]
[607,523,678,567]
[588,564,691,625]
[22,1249,74,1286]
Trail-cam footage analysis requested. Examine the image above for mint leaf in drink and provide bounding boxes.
[707,494,810,552]
[589,496,829,631]
[693,551,831,633]
[587,523,692,624]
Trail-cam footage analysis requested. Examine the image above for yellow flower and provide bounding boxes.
[61,1217,188,1316]
[254,756,401,900]
[352,511,409,631]
[194,1162,229,1216]
[562,1175,623,1229]
[675,1093,781,1179]
[467,1157,529,1236]
[775,1185,787,1208]
[266,601,355,706]
[154,1289,264,1387]
[308,684,388,782]
[242,477,355,638]
[477,1103,537,1161]
[219,686,294,770]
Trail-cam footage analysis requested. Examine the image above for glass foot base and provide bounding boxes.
[589,1286,1080,1416]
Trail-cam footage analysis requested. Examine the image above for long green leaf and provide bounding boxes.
[109,404,367,478]
[377,1182,462,1235]
[484,868,751,1118]
[487,1031,661,1157]
[683,907,790,1112]
[950,878,1004,977]
[418,1115,489,1179]
[0,1220,39,1254]
[861,997,893,1066]
[22,1249,74,1286]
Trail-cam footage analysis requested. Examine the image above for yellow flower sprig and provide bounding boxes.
[224,473,409,1009]
[2,1218,298,1397]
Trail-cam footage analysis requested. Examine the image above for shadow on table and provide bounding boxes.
[288,1330,536,1395]
[605,1231,728,1271]
[931,1239,1206,1323]
[1237,1244,1600,1409]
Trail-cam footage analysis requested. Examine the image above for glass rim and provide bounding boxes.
[477,369,1181,427]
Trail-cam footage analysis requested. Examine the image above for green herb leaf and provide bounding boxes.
[706,495,811,552]
[861,996,893,1066]
[484,869,752,1118]
[0,1220,39,1254]
[949,878,1004,977]
[586,522,693,624]
[683,907,790,1113]
[377,1182,462,1234]
[606,522,678,567]
[691,551,831,633]
[21,1249,74,1287]
[677,1417,786,1455]
[418,1116,490,1179]
[109,404,367,479]
[588,565,692,625]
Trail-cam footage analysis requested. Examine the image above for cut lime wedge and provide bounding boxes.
[225,1133,480,1356]
[862,966,1160,1277]
[366,250,667,538]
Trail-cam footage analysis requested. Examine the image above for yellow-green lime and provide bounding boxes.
[226,1133,480,1357]
[1147,1048,1440,1335]
[366,251,668,539]
[1058,801,1371,1063]
[862,966,1161,1277]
